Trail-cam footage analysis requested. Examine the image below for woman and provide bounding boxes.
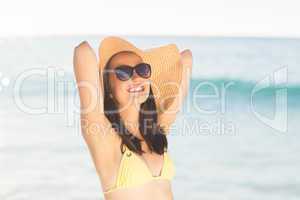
[73,36,192,200]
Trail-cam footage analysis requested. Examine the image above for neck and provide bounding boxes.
[119,104,142,139]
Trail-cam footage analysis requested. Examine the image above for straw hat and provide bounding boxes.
[98,36,183,116]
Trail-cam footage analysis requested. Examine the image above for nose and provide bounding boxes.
[131,69,142,81]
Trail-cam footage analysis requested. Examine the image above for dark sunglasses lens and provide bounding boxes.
[115,66,132,81]
[135,63,151,78]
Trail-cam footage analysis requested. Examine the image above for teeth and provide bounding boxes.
[128,86,144,92]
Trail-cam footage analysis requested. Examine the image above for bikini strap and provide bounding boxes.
[121,144,125,153]
[121,144,128,153]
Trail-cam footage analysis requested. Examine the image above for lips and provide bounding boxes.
[127,83,145,93]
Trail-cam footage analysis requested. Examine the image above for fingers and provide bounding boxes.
[180,49,193,70]
[73,41,98,70]
[178,49,192,100]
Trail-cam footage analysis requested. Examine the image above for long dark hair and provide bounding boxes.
[102,53,168,155]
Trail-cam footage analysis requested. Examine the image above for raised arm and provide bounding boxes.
[158,49,193,134]
[73,41,103,117]
[73,41,120,182]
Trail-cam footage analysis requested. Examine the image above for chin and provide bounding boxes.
[129,90,150,105]
[137,95,149,104]
[131,93,149,104]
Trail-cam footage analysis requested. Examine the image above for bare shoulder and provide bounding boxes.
[80,113,122,175]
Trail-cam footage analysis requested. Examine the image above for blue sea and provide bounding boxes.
[0,36,299,200]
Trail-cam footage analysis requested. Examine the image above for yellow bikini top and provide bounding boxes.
[103,145,175,194]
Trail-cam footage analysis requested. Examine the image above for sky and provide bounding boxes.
[0,0,300,38]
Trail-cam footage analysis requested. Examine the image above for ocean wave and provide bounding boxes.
[2,73,300,97]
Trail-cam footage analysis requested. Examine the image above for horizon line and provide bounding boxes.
[1,33,300,40]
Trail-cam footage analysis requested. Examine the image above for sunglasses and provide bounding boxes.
[113,62,152,81]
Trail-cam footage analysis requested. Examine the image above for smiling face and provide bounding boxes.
[104,51,151,109]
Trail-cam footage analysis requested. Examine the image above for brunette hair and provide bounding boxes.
[102,51,168,155]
